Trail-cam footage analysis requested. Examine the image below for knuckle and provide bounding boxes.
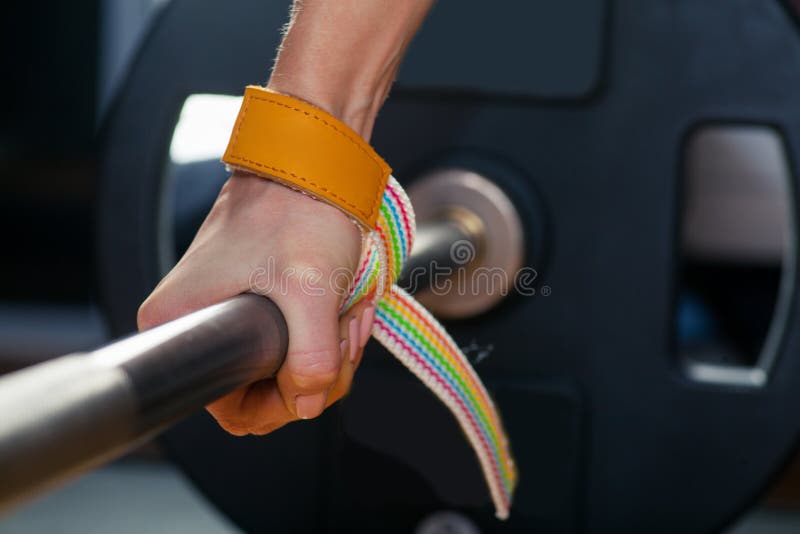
[206,404,248,433]
[213,417,250,436]
[288,349,341,390]
[208,408,255,437]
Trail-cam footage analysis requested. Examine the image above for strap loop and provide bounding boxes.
[348,178,517,519]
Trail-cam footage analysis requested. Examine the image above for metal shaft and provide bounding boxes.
[0,215,480,514]
[0,295,287,513]
[399,210,482,293]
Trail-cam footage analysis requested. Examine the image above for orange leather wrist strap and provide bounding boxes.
[222,86,391,228]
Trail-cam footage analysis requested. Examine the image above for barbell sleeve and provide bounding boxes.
[398,217,478,291]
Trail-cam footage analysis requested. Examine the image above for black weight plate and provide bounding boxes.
[98,1,800,532]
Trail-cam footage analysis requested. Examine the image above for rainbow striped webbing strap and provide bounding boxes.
[339,176,517,519]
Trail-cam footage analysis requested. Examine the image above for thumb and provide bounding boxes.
[272,283,344,420]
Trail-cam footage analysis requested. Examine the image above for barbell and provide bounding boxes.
[0,196,501,512]
[4,0,800,532]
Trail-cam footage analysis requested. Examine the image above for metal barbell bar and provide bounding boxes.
[0,209,479,514]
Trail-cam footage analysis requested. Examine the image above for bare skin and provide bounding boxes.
[137,0,435,435]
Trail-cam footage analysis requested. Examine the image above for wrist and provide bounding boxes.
[266,7,386,139]
[266,76,379,140]
[266,0,433,140]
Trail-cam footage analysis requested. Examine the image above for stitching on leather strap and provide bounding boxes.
[226,90,388,225]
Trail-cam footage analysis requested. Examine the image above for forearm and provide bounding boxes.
[267,0,434,140]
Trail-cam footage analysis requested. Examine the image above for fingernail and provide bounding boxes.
[339,339,348,361]
[295,391,328,420]
[359,306,375,349]
[348,316,359,363]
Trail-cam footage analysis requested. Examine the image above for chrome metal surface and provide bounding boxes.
[408,169,526,318]
[399,214,481,294]
[0,295,287,513]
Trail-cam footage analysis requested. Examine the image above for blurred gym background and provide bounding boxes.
[0,1,239,532]
[2,0,800,532]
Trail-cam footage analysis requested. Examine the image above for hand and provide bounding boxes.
[137,171,376,435]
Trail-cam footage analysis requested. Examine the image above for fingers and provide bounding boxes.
[139,259,378,432]
[326,301,375,406]
[207,379,292,436]
[205,300,376,435]
[136,174,374,438]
